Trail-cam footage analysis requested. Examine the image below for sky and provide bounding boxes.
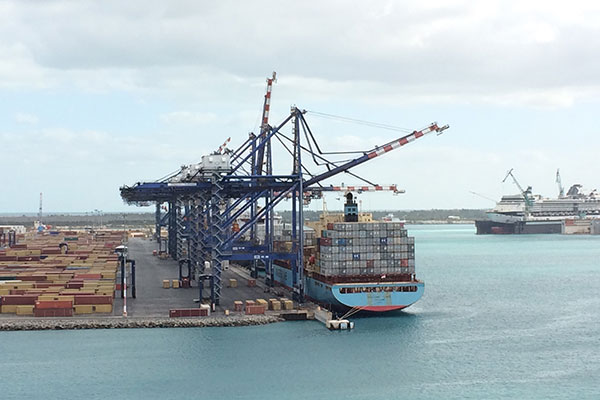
[1,0,600,213]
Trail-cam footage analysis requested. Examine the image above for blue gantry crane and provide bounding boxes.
[120,74,449,307]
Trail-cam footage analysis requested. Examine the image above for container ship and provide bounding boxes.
[476,169,600,234]
[272,193,423,312]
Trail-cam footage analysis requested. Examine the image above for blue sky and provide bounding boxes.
[1,1,599,212]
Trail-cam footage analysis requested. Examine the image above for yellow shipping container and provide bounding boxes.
[1,305,18,313]
[163,280,171,289]
[283,300,294,310]
[93,304,112,313]
[256,299,268,307]
[269,299,282,311]
[74,305,94,315]
[16,305,34,316]
[12,282,34,289]
[172,279,180,289]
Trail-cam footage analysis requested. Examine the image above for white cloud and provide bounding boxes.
[1,1,600,108]
[15,112,39,124]
[2,0,600,211]
[160,111,217,125]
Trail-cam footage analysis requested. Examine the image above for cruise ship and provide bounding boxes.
[476,170,600,234]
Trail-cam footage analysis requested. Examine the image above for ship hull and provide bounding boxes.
[475,219,562,234]
[273,263,424,312]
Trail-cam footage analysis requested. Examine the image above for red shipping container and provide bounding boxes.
[34,308,73,317]
[400,259,409,267]
[245,300,255,308]
[245,305,266,315]
[17,256,40,262]
[36,300,72,309]
[1,295,39,305]
[20,275,47,281]
[169,309,208,318]
[74,295,112,305]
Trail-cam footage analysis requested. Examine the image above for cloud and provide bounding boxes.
[160,111,217,125]
[1,1,600,108]
[15,112,39,124]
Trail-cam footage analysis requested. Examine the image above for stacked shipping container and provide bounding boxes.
[316,222,415,277]
[0,230,125,316]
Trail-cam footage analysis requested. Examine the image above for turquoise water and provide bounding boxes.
[2,225,600,399]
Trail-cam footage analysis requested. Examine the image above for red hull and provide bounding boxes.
[361,305,407,312]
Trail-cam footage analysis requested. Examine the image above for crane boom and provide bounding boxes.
[503,169,533,208]
[303,122,448,187]
[255,72,276,175]
[313,184,404,194]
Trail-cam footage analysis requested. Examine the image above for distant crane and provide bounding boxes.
[556,169,565,198]
[503,169,533,212]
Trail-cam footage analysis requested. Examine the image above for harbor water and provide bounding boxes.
[2,225,600,399]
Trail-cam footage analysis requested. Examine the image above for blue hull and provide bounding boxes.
[273,263,424,312]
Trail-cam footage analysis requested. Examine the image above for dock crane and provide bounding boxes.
[503,169,533,213]
[120,73,449,306]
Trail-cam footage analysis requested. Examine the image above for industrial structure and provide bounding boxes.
[120,73,449,307]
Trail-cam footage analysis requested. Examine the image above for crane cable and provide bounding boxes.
[305,110,413,134]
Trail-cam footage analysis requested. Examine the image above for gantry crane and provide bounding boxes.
[120,73,449,306]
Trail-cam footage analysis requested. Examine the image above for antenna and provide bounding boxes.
[38,193,43,224]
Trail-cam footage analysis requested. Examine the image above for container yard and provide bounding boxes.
[0,230,123,318]
[0,227,302,326]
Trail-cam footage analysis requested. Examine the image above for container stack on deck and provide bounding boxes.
[315,222,415,280]
[0,230,124,316]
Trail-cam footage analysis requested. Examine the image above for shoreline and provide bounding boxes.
[0,314,284,331]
